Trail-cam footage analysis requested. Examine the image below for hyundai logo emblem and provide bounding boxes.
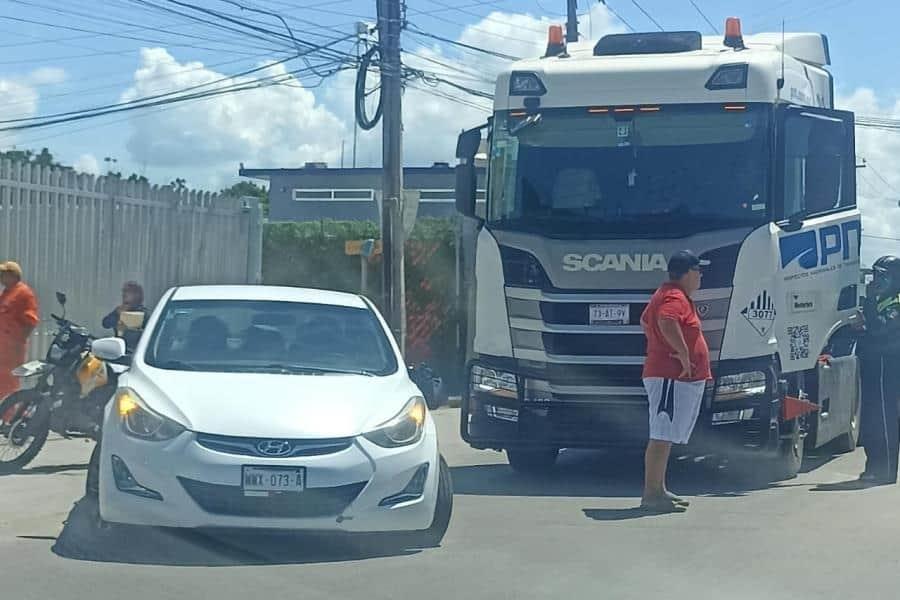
[256,439,293,457]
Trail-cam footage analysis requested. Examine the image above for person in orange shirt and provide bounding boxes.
[0,262,40,399]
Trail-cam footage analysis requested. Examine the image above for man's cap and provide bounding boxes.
[0,261,22,278]
[667,250,710,276]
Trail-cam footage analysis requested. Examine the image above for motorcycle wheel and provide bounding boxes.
[0,390,51,474]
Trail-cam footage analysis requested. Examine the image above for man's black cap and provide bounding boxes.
[667,250,711,277]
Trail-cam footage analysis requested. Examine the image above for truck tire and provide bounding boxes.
[766,419,804,481]
[506,447,559,474]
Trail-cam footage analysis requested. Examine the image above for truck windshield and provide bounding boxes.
[487,104,770,237]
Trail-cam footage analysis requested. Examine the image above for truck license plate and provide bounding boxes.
[242,466,306,495]
[589,303,629,325]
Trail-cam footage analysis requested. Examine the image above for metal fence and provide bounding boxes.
[0,160,263,359]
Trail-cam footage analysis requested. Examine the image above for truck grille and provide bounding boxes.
[178,477,366,518]
[504,286,731,403]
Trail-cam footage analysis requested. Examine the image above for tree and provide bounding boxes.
[170,177,187,191]
[221,180,269,215]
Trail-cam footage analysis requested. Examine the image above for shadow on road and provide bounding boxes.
[52,497,425,566]
[451,447,846,501]
[13,463,89,476]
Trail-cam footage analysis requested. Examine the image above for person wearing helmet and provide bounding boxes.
[856,255,900,485]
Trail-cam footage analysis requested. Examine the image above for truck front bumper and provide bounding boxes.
[462,358,784,457]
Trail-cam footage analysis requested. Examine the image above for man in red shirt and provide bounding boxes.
[639,250,712,512]
[0,261,40,399]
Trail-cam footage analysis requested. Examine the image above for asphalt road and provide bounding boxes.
[2,408,899,600]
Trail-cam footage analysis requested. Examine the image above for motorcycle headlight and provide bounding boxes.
[116,388,185,441]
[714,371,767,402]
[363,397,427,448]
[471,365,518,398]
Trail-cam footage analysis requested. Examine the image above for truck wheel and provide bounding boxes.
[833,377,862,453]
[766,420,804,481]
[506,447,559,474]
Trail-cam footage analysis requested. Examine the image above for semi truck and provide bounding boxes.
[454,19,862,480]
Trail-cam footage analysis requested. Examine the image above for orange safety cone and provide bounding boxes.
[783,395,820,421]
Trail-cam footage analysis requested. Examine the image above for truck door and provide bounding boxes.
[775,104,860,446]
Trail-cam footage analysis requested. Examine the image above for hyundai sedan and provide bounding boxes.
[90,285,452,546]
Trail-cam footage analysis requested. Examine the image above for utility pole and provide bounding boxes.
[377,0,406,353]
[566,0,578,43]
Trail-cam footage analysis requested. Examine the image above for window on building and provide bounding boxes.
[293,189,375,202]
[418,189,487,203]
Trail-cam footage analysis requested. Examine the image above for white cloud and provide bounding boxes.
[26,67,66,86]
[115,5,625,180]
[73,153,100,175]
[0,77,41,149]
[120,48,348,186]
[837,89,900,264]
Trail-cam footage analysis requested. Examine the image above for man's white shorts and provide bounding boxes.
[643,377,706,445]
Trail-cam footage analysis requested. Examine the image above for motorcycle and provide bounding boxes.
[0,292,125,474]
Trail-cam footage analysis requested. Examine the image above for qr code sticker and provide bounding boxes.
[788,325,810,361]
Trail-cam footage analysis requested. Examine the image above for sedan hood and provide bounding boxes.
[122,367,420,438]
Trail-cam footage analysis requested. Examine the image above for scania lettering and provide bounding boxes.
[455,20,862,478]
[563,253,668,272]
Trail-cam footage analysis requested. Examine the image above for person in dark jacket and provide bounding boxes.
[856,255,900,485]
[102,281,147,351]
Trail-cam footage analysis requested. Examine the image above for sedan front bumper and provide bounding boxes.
[99,419,440,532]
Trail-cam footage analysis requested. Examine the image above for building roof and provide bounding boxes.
[171,285,368,308]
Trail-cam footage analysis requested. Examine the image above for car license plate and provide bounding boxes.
[589,303,630,325]
[242,466,306,495]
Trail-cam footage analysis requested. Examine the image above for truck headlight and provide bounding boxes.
[116,388,185,441]
[471,365,518,399]
[714,371,767,402]
[364,397,427,448]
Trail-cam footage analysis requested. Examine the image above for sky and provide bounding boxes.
[0,0,897,259]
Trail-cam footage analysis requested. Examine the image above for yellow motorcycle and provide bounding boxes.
[0,292,126,473]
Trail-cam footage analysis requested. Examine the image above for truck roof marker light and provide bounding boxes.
[724,17,745,49]
[724,104,747,111]
[706,63,749,90]
[545,25,566,57]
[509,72,547,96]
[639,106,661,112]
[588,107,609,114]
[613,107,635,113]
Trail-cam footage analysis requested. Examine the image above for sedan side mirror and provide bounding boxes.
[92,337,126,362]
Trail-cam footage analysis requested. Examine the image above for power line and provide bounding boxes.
[2,0,289,54]
[599,1,636,32]
[630,0,664,31]
[407,26,522,61]
[0,13,278,55]
[687,0,718,34]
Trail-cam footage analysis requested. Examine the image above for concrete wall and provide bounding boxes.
[0,160,263,359]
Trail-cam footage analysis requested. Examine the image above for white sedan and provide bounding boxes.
[90,285,452,546]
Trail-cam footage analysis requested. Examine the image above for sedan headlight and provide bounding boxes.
[116,388,185,441]
[714,371,767,402]
[471,365,518,398]
[364,397,427,448]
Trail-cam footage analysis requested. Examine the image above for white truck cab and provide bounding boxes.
[455,20,861,478]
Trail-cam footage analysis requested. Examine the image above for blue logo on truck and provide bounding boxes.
[779,220,861,270]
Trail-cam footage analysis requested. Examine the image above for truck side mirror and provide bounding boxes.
[455,125,484,220]
[55,291,67,306]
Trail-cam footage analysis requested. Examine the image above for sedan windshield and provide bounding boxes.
[145,299,398,376]
[487,104,770,238]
